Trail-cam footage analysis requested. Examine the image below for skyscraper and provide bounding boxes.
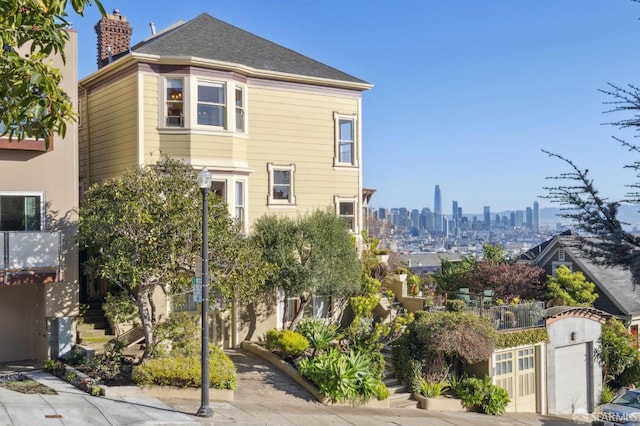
[434,185,442,234]
[434,185,442,214]
[483,206,491,230]
[533,201,540,232]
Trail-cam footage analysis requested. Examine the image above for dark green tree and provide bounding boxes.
[251,209,361,329]
[543,82,640,286]
[1,0,105,143]
[79,157,273,357]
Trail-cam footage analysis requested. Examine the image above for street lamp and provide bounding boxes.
[196,167,213,418]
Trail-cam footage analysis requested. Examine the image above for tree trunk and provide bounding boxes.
[289,296,310,330]
[137,286,154,359]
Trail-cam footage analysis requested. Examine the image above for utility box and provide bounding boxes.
[48,317,74,359]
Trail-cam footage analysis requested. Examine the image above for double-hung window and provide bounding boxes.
[268,164,295,206]
[235,87,245,132]
[197,81,225,127]
[166,78,184,127]
[235,181,246,233]
[0,193,43,231]
[334,113,357,167]
[335,197,357,233]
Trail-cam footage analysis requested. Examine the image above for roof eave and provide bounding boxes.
[137,53,373,91]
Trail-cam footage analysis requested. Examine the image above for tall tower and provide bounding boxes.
[452,200,458,235]
[533,201,540,232]
[434,185,442,234]
[483,206,491,230]
[434,185,442,215]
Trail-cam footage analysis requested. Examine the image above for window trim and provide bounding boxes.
[268,163,296,206]
[196,80,226,128]
[333,112,358,168]
[0,191,46,231]
[234,179,247,233]
[334,196,358,233]
[164,77,185,128]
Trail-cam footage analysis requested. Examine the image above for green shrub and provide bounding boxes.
[373,380,390,400]
[452,376,510,415]
[600,383,616,404]
[419,380,449,398]
[132,345,237,389]
[265,329,309,359]
[295,319,336,355]
[151,312,200,358]
[445,299,466,312]
[298,348,384,404]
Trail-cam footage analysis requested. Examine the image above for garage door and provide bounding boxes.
[554,343,592,414]
[494,346,538,412]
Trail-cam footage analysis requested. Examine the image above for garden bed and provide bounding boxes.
[414,393,467,411]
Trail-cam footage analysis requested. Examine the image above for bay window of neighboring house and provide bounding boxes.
[0,193,43,231]
[268,164,295,206]
[335,196,357,233]
[333,113,358,167]
[165,78,184,127]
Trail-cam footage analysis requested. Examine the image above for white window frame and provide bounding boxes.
[334,196,358,233]
[235,86,246,133]
[268,164,296,206]
[234,179,247,233]
[0,191,45,231]
[333,112,358,167]
[196,80,226,128]
[558,249,566,262]
[164,77,185,128]
[160,77,247,134]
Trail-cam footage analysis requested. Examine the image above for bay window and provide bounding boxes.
[166,78,184,127]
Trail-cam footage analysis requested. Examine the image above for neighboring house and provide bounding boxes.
[522,231,640,336]
[0,32,80,362]
[78,11,371,347]
[398,252,463,275]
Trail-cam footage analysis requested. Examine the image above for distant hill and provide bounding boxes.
[540,204,640,230]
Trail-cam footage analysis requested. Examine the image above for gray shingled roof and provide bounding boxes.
[533,234,640,318]
[132,13,369,85]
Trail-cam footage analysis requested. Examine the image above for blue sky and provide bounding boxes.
[71,1,640,214]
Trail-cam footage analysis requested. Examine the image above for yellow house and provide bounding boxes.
[78,11,372,347]
[0,31,80,362]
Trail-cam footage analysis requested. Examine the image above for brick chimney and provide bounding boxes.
[95,9,133,69]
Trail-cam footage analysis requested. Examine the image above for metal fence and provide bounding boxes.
[463,301,546,331]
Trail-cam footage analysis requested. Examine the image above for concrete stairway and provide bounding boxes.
[77,302,114,354]
[381,346,417,408]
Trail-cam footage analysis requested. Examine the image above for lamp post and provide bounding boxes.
[196,167,213,418]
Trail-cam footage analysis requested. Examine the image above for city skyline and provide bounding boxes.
[70,1,640,213]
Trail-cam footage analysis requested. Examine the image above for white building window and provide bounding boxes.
[335,196,358,233]
[235,87,245,132]
[558,249,565,262]
[0,193,44,231]
[165,78,184,127]
[235,181,246,233]
[268,164,296,206]
[197,81,225,127]
[333,113,358,167]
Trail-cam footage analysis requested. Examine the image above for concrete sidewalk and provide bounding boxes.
[0,351,580,425]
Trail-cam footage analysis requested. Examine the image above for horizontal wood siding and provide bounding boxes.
[142,74,160,164]
[84,72,138,183]
[247,87,361,226]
